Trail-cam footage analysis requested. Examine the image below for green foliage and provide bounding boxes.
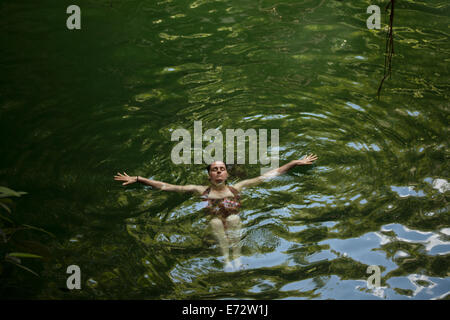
[0,186,53,279]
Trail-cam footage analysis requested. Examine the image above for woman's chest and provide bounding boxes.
[206,189,235,199]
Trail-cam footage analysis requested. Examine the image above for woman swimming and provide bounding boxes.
[114,154,318,270]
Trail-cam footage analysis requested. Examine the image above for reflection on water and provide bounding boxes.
[0,0,449,299]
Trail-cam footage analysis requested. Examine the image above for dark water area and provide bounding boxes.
[0,0,449,299]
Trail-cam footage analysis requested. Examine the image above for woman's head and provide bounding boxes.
[206,161,229,186]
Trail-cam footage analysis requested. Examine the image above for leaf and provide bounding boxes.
[5,254,21,264]
[22,224,55,238]
[0,186,27,199]
[0,198,13,205]
[13,240,51,259]
[5,260,39,277]
[7,252,43,259]
[1,227,16,235]
[0,201,11,214]
[0,228,6,243]
[0,213,14,224]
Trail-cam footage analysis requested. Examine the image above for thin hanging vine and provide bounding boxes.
[377,0,395,99]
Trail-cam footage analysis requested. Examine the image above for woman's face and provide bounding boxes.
[208,161,228,185]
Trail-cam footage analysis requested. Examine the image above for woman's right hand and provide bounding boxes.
[294,154,318,166]
[114,172,137,186]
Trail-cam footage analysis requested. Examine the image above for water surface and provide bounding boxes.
[0,0,449,299]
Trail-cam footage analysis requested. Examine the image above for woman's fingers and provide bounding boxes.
[298,154,318,164]
[114,172,131,182]
[302,154,318,161]
[114,171,135,185]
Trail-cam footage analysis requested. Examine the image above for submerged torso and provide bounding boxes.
[201,185,241,220]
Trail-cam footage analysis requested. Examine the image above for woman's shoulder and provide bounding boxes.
[227,185,240,197]
[197,185,210,195]
[228,184,241,194]
[182,185,209,195]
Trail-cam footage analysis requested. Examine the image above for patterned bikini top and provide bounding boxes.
[201,185,241,217]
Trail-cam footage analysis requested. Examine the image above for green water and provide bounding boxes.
[0,0,449,299]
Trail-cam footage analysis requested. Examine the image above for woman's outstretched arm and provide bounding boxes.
[114,172,206,194]
[233,154,318,192]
